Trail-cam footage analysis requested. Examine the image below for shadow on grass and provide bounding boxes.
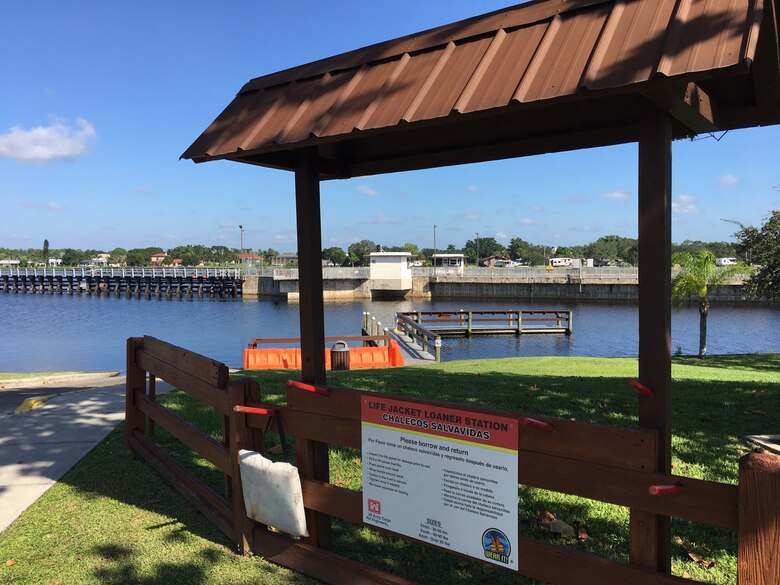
[674,353,779,374]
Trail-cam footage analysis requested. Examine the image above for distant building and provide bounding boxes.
[271,253,298,267]
[369,252,412,295]
[0,259,20,268]
[239,252,263,265]
[150,253,167,266]
[48,258,63,267]
[481,255,511,267]
[432,253,465,275]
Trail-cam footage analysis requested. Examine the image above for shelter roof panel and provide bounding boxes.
[459,22,549,113]
[406,36,493,122]
[183,0,780,174]
[365,49,442,129]
[582,0,679,90]
[318,58,403,138]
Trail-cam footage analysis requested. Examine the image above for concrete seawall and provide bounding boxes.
[244,275,750,302]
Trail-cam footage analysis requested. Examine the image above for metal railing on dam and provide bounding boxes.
[0,267,241,278]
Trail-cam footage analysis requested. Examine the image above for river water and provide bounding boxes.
[0,294,776,372]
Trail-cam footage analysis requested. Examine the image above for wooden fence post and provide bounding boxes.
[738,452,780,584]
[228,379,255,555]
[125,337,146,453]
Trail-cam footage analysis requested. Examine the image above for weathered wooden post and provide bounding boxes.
[566,311,573,335]
[516,311,522,335]
[227,379,256,555]
[467,312,473,337]
[738,452,780,584]
[124,337,146,453]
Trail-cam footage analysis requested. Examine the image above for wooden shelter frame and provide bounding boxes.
[169,1,780,582]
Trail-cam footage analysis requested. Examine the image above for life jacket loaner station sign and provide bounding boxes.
[361,395,519,570]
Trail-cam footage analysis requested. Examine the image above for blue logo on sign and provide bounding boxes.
[482,528,511,564]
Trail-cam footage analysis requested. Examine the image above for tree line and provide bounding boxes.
[0,234,751,270]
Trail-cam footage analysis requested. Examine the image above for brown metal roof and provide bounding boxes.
[182,0,780,178]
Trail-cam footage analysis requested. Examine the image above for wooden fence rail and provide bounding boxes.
[125,337,780,585]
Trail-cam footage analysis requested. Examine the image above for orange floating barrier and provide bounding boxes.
[243,348,301,370]
[243,340,405,370]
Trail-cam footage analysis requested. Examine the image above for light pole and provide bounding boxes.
[239,224,244,269]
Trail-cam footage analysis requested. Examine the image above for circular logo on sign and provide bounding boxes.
[482,528,511,564]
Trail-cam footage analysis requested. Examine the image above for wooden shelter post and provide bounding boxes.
[631,102,673,573]
[294,146,332,548]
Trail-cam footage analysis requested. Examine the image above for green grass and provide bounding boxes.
[0,372,83,381]
[1,354,777,584]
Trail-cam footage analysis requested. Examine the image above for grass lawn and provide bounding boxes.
[1,354,777,584]
[0,373,83,382]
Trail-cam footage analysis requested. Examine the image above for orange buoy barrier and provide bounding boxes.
[388,340,405,367]
[243,348,302,369]
[244,340,405,370]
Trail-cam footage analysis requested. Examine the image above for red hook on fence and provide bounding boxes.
[628,379,655,398]
[286,379,332,397]
[648,483,683,496]
[518,416,555,432]
[233,405,275,416]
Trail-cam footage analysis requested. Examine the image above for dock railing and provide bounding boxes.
[395,312,442,362]
[399,310,573,337]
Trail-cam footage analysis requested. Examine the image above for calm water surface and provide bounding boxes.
[0,294,777,372]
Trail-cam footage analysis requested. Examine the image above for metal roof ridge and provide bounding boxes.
[238,0,614,94]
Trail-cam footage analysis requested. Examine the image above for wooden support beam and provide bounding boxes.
[639,81,719,134]
[295,147,327,383]
[293,146,332,550]
[632,101,673,573]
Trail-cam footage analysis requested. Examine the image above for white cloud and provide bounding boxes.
[719,174,739,186]
[495,231,507,239]
[371,213,399,224]
[672,194,700,214]
[464,211,481,221]
[0,117,96,162]
[357,184,379,197]
[603,189,630,201]
[467,184,480,193]
[21,200,64,210]
[530,204,544,212]
[517,217,547,227]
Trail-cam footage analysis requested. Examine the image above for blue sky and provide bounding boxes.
[2,1,778,254]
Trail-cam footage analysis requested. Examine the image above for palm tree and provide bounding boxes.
[671,250,742,358]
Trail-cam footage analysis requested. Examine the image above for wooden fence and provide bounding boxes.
[125,336,780,584]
